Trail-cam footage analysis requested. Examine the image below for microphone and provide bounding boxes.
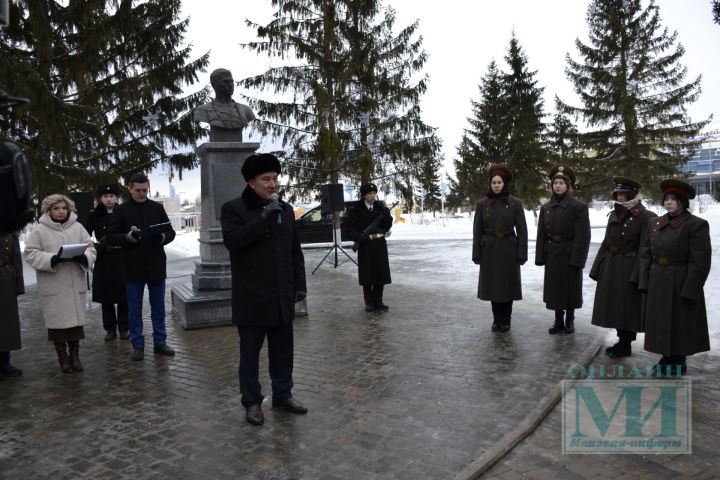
[271,193,282,224]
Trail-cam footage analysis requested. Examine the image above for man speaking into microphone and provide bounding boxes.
[220,153,308,426]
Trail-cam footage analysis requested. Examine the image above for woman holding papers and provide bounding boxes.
[24,194,96,374]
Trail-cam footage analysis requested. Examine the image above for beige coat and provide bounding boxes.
[24,213,96,330]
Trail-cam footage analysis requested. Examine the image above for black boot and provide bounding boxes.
[374,285,388,311]
[490,302,500,332]
[498,302,511,332]
[608,330,633,358]
[0,351,22,377]
[564,309,575,334]
[54,342,73,374]
[363,287,375,311]
[549,310,565,335]
[68,340,83,372]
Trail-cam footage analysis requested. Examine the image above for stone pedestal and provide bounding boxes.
[171,142,259,329]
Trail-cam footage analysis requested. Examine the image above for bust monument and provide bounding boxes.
[193,68,256,142]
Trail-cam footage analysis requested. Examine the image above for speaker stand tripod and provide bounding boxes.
[311,220,357,275]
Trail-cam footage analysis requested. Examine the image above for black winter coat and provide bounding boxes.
[221,186,306,327]
[637,210,711,356]
[82,206,127,303]
[589,202,656,331]
[105,199,175,283]
[345,200,393,286]
[472,195,528,302]
[535,194,590,310]
[0,233,23,352]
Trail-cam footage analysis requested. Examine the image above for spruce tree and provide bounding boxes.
[451,35,547,208]
[450,60,509,206]
[714,1,720,25]
[0,1,209,203]
[558,0,708,197]
[241,0,439,201]
[502,34,547,208]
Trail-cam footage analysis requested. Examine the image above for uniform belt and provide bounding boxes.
[653,257,687,266]
[608,246,637,257]
[369,233,386,240]
[545,235,572,242]
[484,232,516,239]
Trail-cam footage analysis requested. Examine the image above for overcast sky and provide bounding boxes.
[151,0,720,201]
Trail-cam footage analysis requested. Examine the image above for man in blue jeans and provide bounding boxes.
[106,173,176,361]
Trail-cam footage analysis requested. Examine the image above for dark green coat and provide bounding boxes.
[590,203,657,331]
[535,194,590,310]
[472,195,528,302]
[345,200,393,286]
[637,210,710,356]
[0,233,23,352]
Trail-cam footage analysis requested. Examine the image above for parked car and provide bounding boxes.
[295,202,353,244]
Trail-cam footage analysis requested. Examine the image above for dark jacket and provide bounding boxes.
[535,194,591,310]
[105,198,175,283]
[637,210,711,356]
[590,202,656,331]
[0,233,24,352]
[82,205,127,303]
[220,186,306,327]
[472,195,528,302]
[344,200,393,286]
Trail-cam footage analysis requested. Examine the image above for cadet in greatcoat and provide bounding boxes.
[0,231,24,378]
[589,177,656,358]
[535,165,591,335]
[345,183,393,311]
[82,184,129,341]
[472,165,528,332]
[637,179,711,374]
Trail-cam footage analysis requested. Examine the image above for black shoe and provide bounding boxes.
[154,344,175,356]
[119,330,130,340]
[245,404,264,426]
[0,363,22,377]
[564,319,575,334]
[491,322,500,332]
[131,348,144,361]
[607,345,631,358]
[272,396,308,414]
[365,304,375,312]
[498,323,510,333]
[375,303,389,311]
[548,323,565,335]
[605,342,620,355]
[104,331,117,341]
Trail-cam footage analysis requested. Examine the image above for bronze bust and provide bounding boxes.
[193,68,256,142]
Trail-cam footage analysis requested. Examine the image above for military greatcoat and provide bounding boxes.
[535,194,591,310]
[589,203,657,331]
[345,200,393,286]
[472,195,528,302]
[636,210,711,356]
[0,233,24,352]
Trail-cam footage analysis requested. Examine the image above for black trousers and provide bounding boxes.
[237,322,294,408]
[102,302,129,333]
[616,329,637,343]
[491,301,513,325]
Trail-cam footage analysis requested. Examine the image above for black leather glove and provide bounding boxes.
[72,254,88,266]
[295,291,307,302]
[261,202,283,219]
[51,255,61,268]
[126,227,141,243]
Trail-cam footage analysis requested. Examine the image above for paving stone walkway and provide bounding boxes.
[1,240,715,479]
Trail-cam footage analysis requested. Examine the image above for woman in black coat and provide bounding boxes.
[345,183,393,312]
[472,165,528,332]
[82,184,129,341]
[535,165,591,335]
[589,177,656,358]
[637,179,711,375]
[0,231,24,377]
